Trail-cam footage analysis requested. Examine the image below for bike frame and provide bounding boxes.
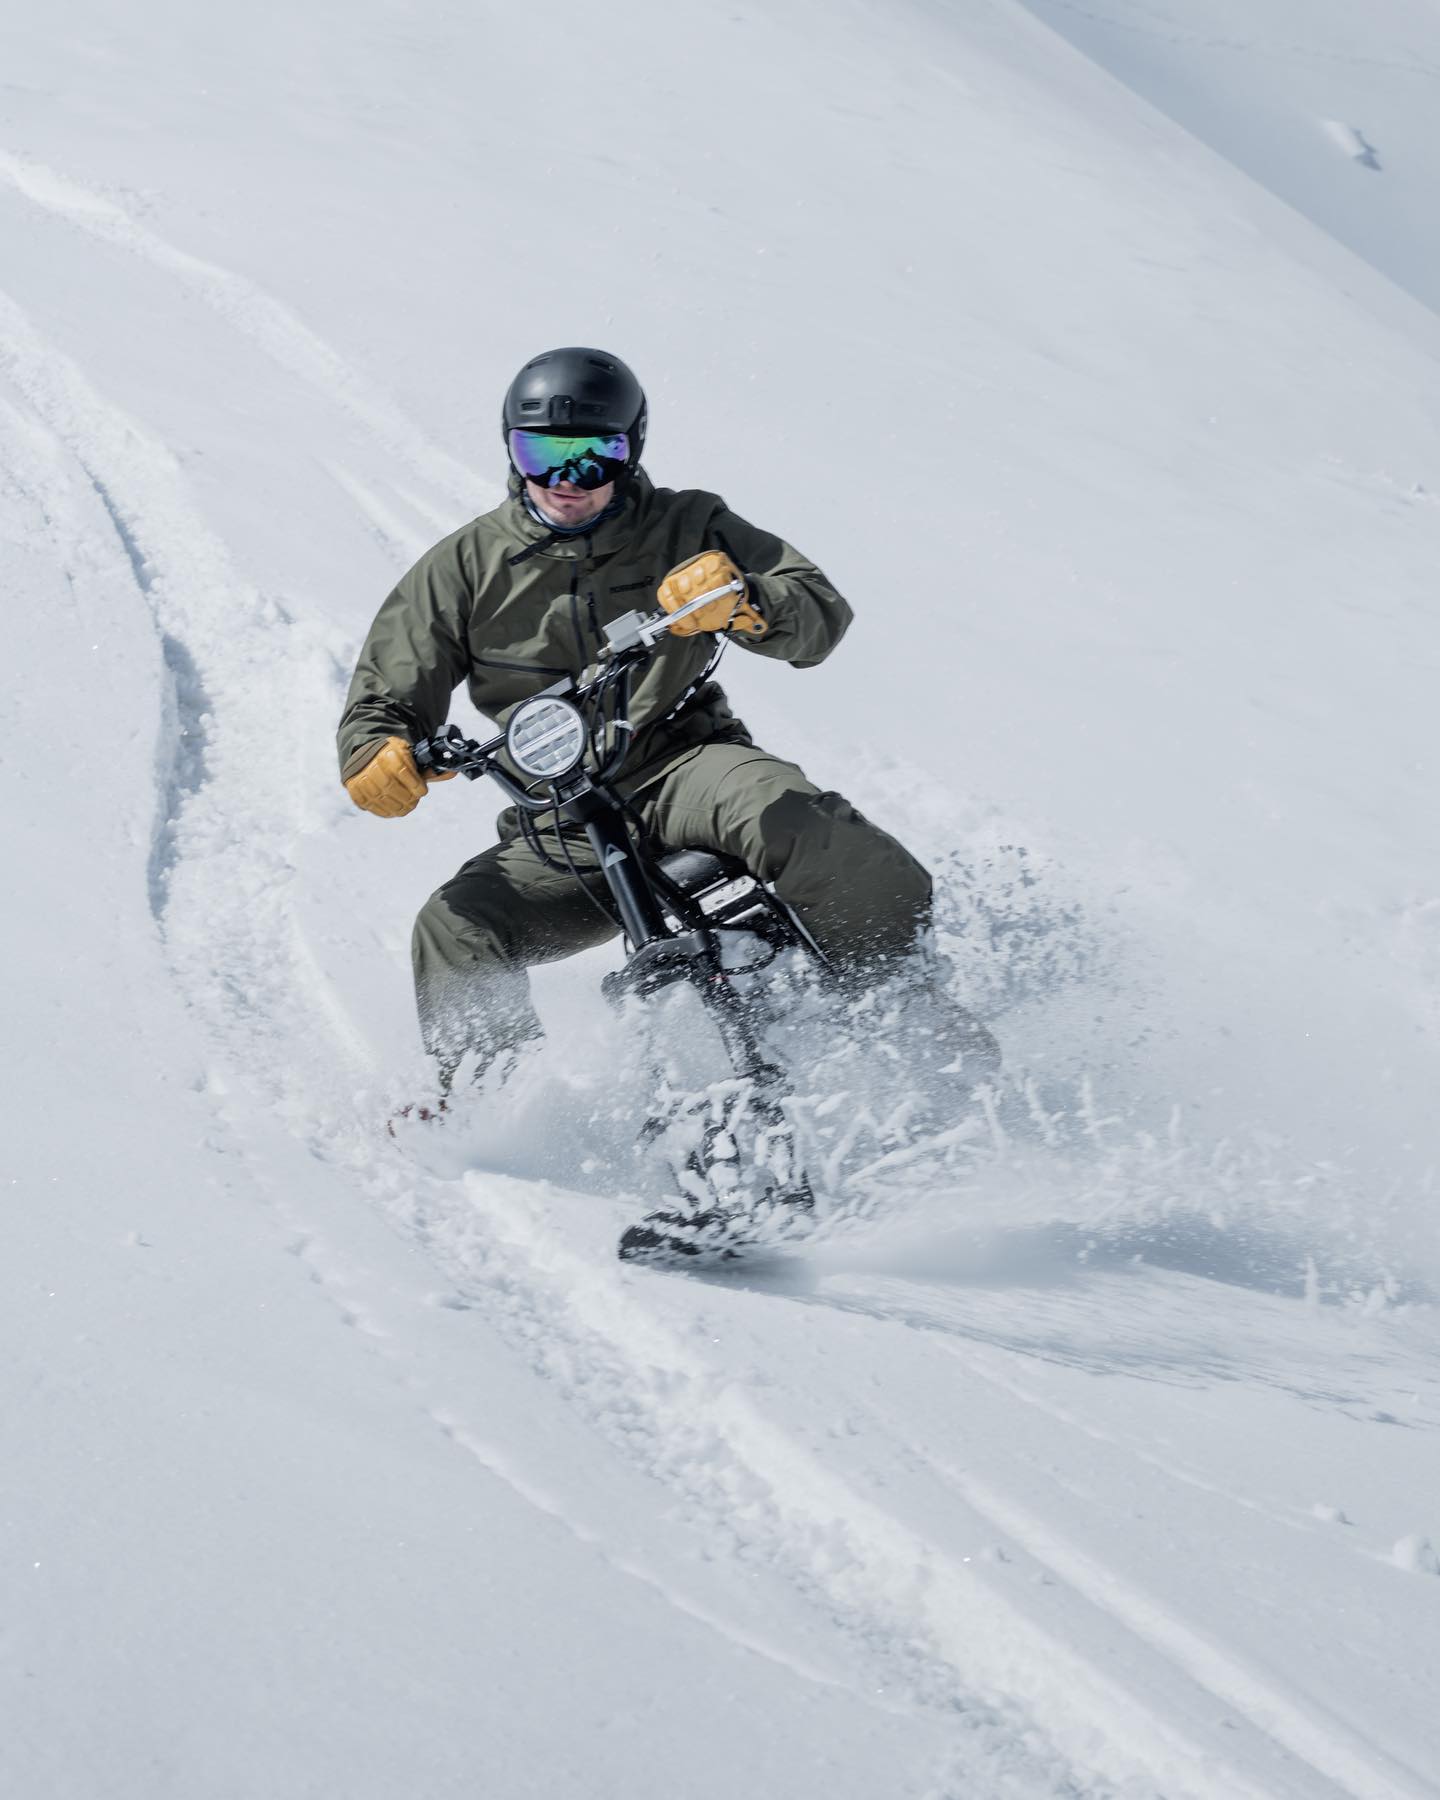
[413,592,820,1106]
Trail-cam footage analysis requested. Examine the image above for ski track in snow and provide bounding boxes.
[6,153,1436,1800]
[279,1225,873,1715]
[930,1457,1427,1800]
[0,145,493,517]
[407,1177,1433,1800]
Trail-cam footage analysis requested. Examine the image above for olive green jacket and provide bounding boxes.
[336,471,852,789]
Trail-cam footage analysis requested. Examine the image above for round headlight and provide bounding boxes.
[506,695,587,780]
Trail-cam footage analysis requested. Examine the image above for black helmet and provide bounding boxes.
[502,346,647,476]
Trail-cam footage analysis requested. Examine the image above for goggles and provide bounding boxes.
[508,429,629,490]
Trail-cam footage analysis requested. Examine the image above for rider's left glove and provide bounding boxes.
[657,550,768,637]
[344,735,454,818]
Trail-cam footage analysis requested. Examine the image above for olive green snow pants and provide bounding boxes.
[411,740,931,1073]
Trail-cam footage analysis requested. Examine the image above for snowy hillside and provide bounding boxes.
[4,1,1439,1796]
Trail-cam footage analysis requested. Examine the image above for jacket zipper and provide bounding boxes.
[472,654,569,676]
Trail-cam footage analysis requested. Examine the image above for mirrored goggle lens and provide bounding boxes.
[508,430,629,490]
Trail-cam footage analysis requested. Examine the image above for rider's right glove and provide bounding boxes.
[343,735,454,818]
[657,550,768,637]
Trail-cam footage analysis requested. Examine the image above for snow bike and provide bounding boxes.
[414,578,824,1267]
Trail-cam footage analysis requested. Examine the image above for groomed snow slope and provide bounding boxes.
[3,2,1438,1796]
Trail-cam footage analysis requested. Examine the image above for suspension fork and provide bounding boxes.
[563,785,669,948]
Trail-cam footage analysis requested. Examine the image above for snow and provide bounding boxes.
[3,1,1438,1796]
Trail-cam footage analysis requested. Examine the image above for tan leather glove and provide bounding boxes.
[343,736,455,818]
[657,550,767,637]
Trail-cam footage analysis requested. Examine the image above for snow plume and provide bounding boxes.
[934,840,1119,1019]
[905,1099,1438,1309]
[786,1060,1435,1312]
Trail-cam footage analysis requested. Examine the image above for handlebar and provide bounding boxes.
[414,581,745,791]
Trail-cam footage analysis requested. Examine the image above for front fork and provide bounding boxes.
[566,785,670,949]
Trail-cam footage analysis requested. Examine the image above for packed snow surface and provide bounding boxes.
[3,1,1438,1795]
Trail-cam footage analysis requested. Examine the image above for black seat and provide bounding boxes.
[656,847,752,895]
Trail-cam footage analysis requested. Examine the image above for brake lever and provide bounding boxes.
[602,579,746,656]
[415,724,491,780]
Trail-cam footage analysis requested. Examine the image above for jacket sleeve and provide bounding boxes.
[707,506,852,668]
[336,533,473,780]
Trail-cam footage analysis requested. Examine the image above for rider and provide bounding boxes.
[338,346,981,1091]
